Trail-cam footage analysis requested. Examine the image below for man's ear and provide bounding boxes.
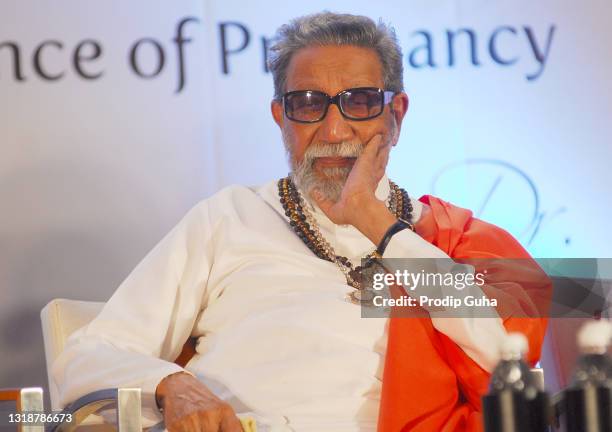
[271,100,284,128]
[392,92,409,128]
[388,93,408,147]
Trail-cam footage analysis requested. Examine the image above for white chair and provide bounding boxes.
[40,299,142,432]
[0,387,44,432]
[41,299,105,411]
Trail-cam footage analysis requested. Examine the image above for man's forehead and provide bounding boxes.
[285,45,384,92]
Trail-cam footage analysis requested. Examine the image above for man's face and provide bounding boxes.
[272,45,408,202]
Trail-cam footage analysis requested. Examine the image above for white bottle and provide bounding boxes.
[483,333,549,432]
[564,320,612,432]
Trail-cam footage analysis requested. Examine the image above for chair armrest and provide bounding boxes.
[49,388,141,432]
[0,388,45,432]
[0,388,44,412]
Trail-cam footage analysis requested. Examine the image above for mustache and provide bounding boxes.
[301,141,364,165]
[290,141,365,203]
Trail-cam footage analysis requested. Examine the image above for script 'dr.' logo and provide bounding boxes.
[431,159,568,247]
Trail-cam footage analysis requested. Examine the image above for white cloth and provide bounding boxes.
[52,176,506,432]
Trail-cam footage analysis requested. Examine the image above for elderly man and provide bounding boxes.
[53,12,547,432]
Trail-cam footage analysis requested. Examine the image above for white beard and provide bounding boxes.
[287,140,364,203]
[283,122,398,203]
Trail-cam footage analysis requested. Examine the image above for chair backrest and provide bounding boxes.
[41,298,197,411]
[41,299,105,410]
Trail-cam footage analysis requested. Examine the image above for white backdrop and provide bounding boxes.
[0,0,217,389]
[205,0,612,258]
[1,0,611,394]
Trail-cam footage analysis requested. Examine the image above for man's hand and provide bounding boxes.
[312,134,397,245]
[156,372,243,432]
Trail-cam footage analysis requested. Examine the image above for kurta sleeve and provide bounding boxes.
[51,200,215,423]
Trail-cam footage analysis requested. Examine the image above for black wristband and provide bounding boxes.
[376,218,414,257]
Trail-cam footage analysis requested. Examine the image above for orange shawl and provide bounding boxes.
[377,196,549,432]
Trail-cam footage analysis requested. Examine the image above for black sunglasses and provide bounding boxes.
[281,87,396,123]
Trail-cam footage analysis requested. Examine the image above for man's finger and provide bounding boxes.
[363,135,391,180]
[375,140,392,171]
[375,138,391,158]
[367,133,383,146]
[367,134,384,154]
[355,134,383,167]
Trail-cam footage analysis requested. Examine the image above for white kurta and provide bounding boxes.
[52,177,506,432]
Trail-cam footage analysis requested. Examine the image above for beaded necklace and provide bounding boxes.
[278,177,414,304]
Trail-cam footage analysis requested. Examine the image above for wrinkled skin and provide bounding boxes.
[156,372,243,432]
[272,45,409,244]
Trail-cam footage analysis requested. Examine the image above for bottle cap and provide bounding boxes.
[500,332,528,360]
[577,320,612,354]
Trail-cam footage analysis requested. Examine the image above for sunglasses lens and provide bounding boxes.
[285,91,327,122]
[341,89,383,119]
